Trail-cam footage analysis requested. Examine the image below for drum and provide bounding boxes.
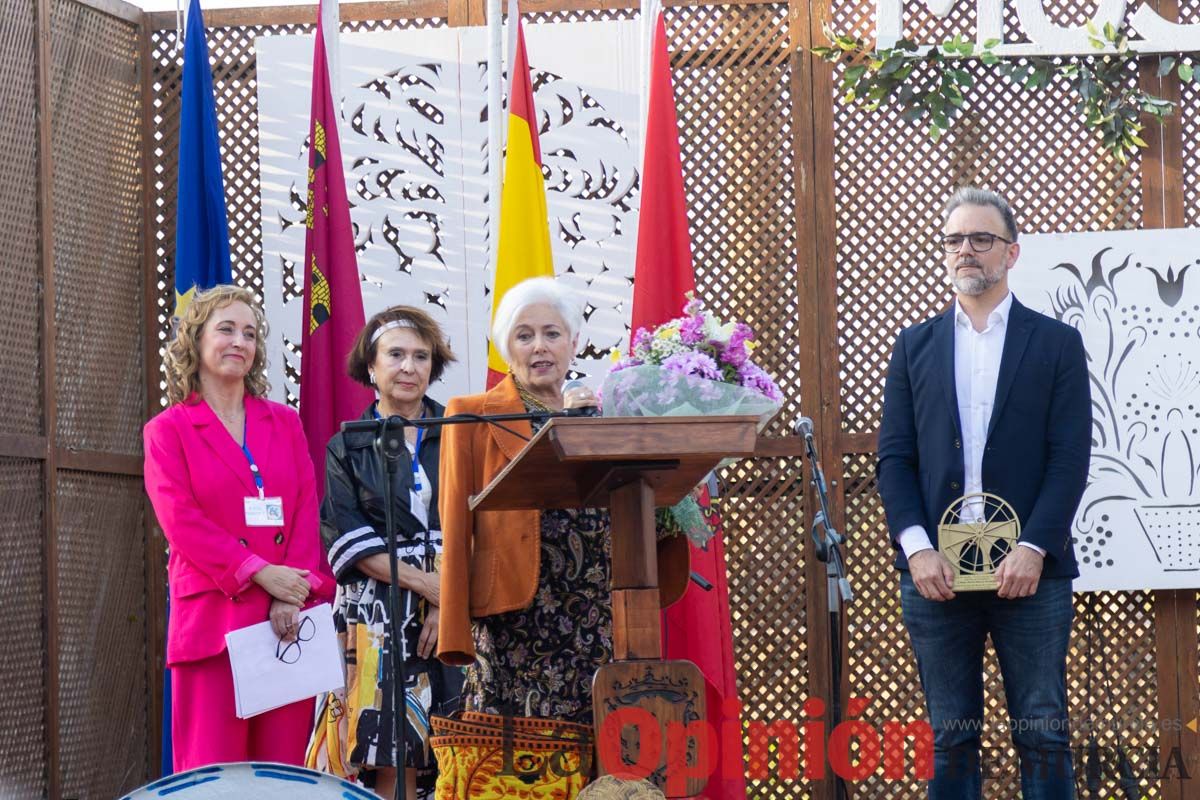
[120,763,370,799]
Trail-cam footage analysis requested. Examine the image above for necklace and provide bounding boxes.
[514,378,554,412]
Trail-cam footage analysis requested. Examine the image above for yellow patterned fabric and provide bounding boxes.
[306,690,352,778]
[431,713,593,799]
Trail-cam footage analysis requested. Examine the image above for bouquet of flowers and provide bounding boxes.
[601,295,783,544]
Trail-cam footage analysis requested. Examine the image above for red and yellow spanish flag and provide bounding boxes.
[299,0,373,494]
[486,11,554,388]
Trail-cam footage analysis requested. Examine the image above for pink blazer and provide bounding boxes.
[143,394,334,666]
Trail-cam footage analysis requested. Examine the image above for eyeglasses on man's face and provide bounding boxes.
[940,232,1013,253]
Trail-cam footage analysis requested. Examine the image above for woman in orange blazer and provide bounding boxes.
[143,285,334,771]
[438,277,688,724]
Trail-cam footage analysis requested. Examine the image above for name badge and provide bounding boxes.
[244,496,284,527]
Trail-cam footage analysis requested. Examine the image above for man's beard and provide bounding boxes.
[951,263,1001,296]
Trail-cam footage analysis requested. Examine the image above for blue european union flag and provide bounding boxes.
[173,0,231,320]
[164,0,229,776]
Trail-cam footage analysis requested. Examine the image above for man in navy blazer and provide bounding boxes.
[878,188,1090,799]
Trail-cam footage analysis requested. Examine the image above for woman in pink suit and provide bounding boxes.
[144,285,335,771]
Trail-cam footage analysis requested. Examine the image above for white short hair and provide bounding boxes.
[491,277,584,366]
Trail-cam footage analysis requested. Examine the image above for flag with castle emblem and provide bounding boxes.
[299,0,372,494]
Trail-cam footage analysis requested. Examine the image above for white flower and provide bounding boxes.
[649,336,691,362]
[706,320,737,344]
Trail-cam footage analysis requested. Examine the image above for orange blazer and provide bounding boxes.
[437,375,689,666]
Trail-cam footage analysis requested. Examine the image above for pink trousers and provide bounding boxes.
[171,650,315,772]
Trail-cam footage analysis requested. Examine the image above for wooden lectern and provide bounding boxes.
[471,415,759,796]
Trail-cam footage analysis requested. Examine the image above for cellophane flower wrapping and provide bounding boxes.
[599,296,784,545]
[601,365,781,427]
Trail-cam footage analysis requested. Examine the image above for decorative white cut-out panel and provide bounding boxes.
[256,21,643,407]
[1012,228,1200,591]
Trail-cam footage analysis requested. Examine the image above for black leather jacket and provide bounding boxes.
[321,397,445,584]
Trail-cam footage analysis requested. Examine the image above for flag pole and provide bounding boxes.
[638,0,660,166]
[487,0,503,271]
[323,0,342,123]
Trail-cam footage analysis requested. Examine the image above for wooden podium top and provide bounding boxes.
[469,415,758,512]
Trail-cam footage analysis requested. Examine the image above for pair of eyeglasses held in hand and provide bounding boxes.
[275,615,316,664]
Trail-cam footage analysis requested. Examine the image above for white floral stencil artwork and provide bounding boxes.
[255,22,642,406]
[1011,228,1200,591]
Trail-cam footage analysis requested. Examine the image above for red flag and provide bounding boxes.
[630,13,697,341]
[633,13,748,799]
[299,0,373,496]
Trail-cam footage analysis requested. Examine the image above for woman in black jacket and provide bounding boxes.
[317,305,463,798]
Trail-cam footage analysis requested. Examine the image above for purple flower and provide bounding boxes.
[734,324,756,352]
[738,362,783,402]
[632,327,653,355]
[718,323,755,367]
[683,295,704,317]
[679,313,706,345]
[662,351,721,380]
[719,341,747,367]
[697,379,724,402]
[611,357,642,373]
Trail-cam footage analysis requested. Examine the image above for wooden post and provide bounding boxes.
[34,0,61,795]
[608,478,661,660]
[138,7,166,780]
[795,0,847,796]
[1139,3,1199,795]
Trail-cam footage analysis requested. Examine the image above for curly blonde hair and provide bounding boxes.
[164,284,271,406]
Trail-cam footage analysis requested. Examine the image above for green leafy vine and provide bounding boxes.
[813,22,1197,162]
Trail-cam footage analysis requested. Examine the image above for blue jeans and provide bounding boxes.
[900,572,1075,800]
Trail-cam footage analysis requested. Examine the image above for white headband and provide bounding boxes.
[370,319,418,345]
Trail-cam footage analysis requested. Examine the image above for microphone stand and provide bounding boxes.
[373,415,409,800]
[794,417,852,800]
[347,406,589,800]
[351,406,718,797]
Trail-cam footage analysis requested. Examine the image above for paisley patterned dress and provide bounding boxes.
[462,408,614,724]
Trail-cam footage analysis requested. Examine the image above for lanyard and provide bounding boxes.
[411,424,425,491]
[374,405,426,491]
[240,418,264,499]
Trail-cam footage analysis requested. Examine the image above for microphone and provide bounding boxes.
[793,416,825,493]
[562,379,600,417]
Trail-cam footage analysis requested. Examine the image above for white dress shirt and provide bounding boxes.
[898,292,1046,559]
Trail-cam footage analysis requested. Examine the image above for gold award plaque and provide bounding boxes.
[937,492,1021,591]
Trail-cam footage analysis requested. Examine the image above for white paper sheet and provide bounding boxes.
[224,603,343,719]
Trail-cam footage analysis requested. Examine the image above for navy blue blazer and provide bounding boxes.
[876,297,1091,579]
